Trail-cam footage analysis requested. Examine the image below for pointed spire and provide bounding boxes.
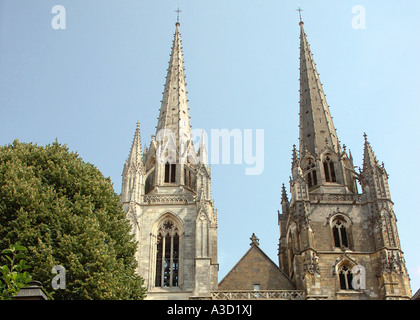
[127,121,143,167]
[292,144,299,164]
[155,22,192,150]
[199,130,208,165]
[281,183,289,203]
[298,20,340,157]
[349,148,354,166]
[281,183,290,216]
[363,132,379,171]
[291,144,303,180]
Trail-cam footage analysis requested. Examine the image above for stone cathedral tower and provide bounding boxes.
[278,18,412,299]
[120,22,218,300]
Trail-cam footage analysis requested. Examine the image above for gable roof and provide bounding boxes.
[218,243,295,291]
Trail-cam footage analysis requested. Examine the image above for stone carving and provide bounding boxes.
[211,290,304,300]
[378,250,405,274]
[250,233,260,247]
[303,251,320,275]
[143,194,196,204]
[309,193,362,203]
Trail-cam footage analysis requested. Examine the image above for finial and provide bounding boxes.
[250,233,259,247]
[175,2,182,24]
[363,132,368,141]
[136,121,140,130]
[296,5,304,24]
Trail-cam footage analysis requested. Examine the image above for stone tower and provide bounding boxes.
[278,18,412,300]
[121,22,218,300]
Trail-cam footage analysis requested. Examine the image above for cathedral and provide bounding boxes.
[120,16,412,300]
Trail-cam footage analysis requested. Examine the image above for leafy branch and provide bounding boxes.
[0,242,32,300]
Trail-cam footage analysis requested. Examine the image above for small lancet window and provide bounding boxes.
[323,156,336,182]
[306,159,317,188]
[333,219,349,248]
[339,265,353,290]
[164,163,176,183]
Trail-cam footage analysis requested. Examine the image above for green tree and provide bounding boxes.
[0,140,146,299]
[0,242,32,300]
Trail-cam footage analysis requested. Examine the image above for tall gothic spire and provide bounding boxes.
[156,22,192,148]
[298,20,340,157]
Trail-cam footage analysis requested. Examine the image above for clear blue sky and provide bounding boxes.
[1,0,419,294]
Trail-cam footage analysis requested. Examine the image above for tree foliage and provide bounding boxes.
[0,140,146,299]
[0,242,32,300]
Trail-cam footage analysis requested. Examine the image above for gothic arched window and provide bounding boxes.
[155,218,180,287]
[339,265,353,290]
[332,218,349,248]
[306,159,317,188]
[323,156,336,182]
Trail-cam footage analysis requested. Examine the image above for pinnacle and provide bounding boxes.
[362,133,379,171]
[281,183,289,203]
[126,122,143,167]
[292,144,299,162]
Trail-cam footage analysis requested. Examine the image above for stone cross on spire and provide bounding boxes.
[296,6,303,23]
[175,4,182,23]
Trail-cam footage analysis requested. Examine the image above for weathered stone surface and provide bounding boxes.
[120,22,217,300]
[218,242,295,291]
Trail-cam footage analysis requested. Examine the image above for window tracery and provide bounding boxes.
[323,155,336,182]
[338,265,353,290]
[305,158,317,188]
[332,218,349,248]
[155,218,180,287]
